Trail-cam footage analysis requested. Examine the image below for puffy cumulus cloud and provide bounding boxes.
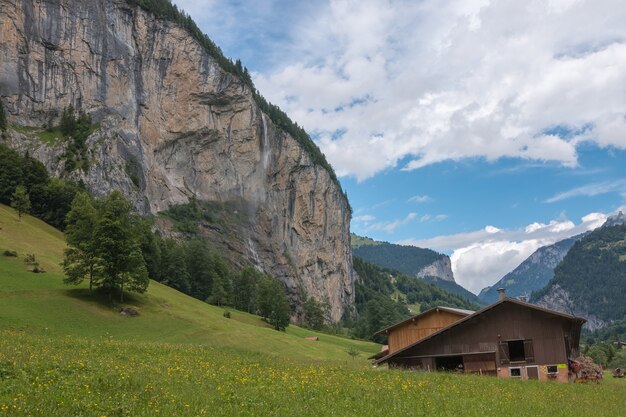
[451,240,542,294]
[398,211,611,293]
[250,0,626,180]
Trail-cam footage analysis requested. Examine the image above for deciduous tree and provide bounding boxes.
[63,192,101,291]
[257,277,291,331]
[10,185,30,220]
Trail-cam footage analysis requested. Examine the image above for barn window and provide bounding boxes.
[546,365,558,374]
[508,340,526,362]
[509,367,522,378]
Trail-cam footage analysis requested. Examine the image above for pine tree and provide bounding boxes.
[62,192,101,291]
[10,185,30,220]
[0,100,7,131]
[92,191,149,302]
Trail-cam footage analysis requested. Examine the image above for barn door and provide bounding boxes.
[499,342,510,364]
[523,340,534,363]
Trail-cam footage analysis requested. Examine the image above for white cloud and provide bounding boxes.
[408,195,433,203]
[545,179,626,203]
[353,214,376,222]
[398,210,611,293]
[249,0,626,180]
[365,212,418,234]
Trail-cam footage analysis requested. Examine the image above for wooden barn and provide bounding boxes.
[375,290,585,382]
[369,306,474,360]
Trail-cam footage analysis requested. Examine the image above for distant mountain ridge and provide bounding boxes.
[351,234,448,279]
[532,220,626,330]
[350,234,482,305]
[478,234,584,304]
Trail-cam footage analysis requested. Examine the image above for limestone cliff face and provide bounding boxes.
[416,257,454,282]
[0,0,355,320]
[534,285,606,331]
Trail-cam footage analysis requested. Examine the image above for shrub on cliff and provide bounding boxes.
[0,100,7,131]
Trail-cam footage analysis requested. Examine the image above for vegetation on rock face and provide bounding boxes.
[126,0,345,201]
[0,100,7,131]
[0,144,82,229]
[586,317,626,346]
[531,224,626,323]
[58,105,96,172]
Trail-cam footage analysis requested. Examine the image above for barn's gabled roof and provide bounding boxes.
[374,306,474,336]
[375,297,586,365]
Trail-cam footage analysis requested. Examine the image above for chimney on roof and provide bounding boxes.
[518,295,528,302]
[497,288,506,301]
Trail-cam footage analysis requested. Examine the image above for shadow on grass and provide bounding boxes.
[64,288,146,310]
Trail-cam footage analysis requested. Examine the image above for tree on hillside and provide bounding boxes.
[63,191,149,302]
[37,178,82,230]
[0,100,7,131]
[184,240,214,301]
[158,238,190,293]
[303,296,325,330]
[257,277,291,331]
[94,191,148,302]
[232,267,262,313]
[207,254,232,306]
[0,145,23,204]
[137,219,161,281]
[62,192,101,292]
[10,185,30,220]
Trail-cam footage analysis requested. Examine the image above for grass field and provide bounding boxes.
[0,205,624,416]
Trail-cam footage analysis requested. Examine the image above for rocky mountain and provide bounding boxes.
[350,234,481,304]
[478,235,583,304]
[351,235,449,280]
[604,210,625,227]
[532,223,626,330]
[415,257,455,282]
[0,0,354,320]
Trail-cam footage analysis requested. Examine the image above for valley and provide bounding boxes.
[0,0,625,415]
[0,205,624,417]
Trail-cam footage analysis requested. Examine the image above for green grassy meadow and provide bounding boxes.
[0,205,624,416]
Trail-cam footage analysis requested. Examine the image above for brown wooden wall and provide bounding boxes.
[389,302,582,367]
[387,309,466,353]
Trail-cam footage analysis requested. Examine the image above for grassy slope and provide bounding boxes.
[0,205,377,361]
[0,205,624,416]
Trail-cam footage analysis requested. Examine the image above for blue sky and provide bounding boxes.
[173,0,626,293]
